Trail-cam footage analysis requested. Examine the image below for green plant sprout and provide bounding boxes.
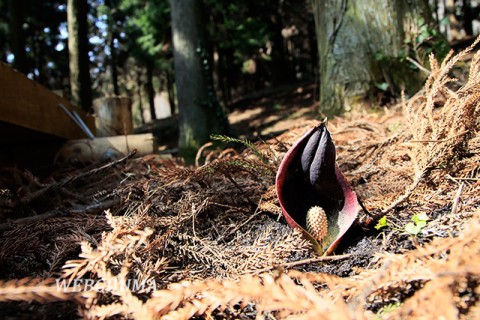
[375,216,389,230]
[377,302,401,318]
[404,212,429,236]
[374,212,429,236]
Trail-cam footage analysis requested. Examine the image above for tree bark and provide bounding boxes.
[34,34,47,85]
[216,48,231,107]
[136,68,145,125]
[219,47,234,105]
[109,33,119,96]
[165,70,176,116]
[446,0,462,41]
[170,0,231,162]
[462,0,473,36]
[268,11,292,86]
[312,0,434,116]
[146,63,157,121]
[67,0,93,112]
[7,0,28,74]
[105,0,119,96]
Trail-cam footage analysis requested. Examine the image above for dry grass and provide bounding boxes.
[0,39,479,319]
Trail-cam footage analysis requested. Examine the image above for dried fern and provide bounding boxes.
[382,37,480,214]
[144,271,357,319]
[0,278,77,303]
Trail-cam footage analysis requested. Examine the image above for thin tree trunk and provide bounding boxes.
[221,48,234,104]
[307,17,318,81]
[137,68,145,124]
[165,70,176,115]
[35,35,47,85]
[106,0,119,96]
[447,0,462,41]
[67,0,93,112]
[109,34,119,95]
[462,0,473,36]
[269,11,292,86]
[7,0,27,74]
[216,48,230,107]
[146,63,156,121]
[433,0,440,24]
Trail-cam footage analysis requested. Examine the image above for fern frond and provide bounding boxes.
[210,134,269,163]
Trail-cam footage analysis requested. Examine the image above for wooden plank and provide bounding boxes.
[0,62,95,140]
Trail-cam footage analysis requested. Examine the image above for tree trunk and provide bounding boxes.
[34,34,47,85]
[109,33,119,96]
[307,16,318,77]
[462,0,473,36]
[268,11,292,86]
[312,0,435,116]
[220,47,234,104]
[165,70,176,115]
[146,63,156,121]
[446,0,462,41]
[67,0,93,112]
[136,68,146,125]
[7,0,28,74]
[216,48,231,107]
[105,0,119,96]
[170,0,231,162]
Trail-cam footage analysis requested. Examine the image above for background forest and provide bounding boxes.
[2,1,479,145]
[1,0,319,122]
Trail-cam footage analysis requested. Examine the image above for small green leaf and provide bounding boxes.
[405,212,429,235]
[416,220,427,228]
[375,82,389,91]
[260,53,272,61]
[378,302,401,316]
[412,212,428,223]
[405,222,421,235]
[375,216,388,230]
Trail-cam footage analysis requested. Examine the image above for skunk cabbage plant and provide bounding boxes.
[276,121,358,255]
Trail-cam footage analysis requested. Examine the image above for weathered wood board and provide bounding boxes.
[0,62,95,142]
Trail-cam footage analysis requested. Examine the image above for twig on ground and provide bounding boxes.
[406,56,431,75]
[222,172,257,206]
[379,170,425,216]
[20,150,137,205]
[407,130,469,143]
[451,183,464,215]
[357,197,372,216]
[252,251,373,274]
[0,199,120,232]
[446,174,480,182]
[196,142,213,166]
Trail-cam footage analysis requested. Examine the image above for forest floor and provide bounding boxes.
[229,83,319,139]
[0,43,479,319]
